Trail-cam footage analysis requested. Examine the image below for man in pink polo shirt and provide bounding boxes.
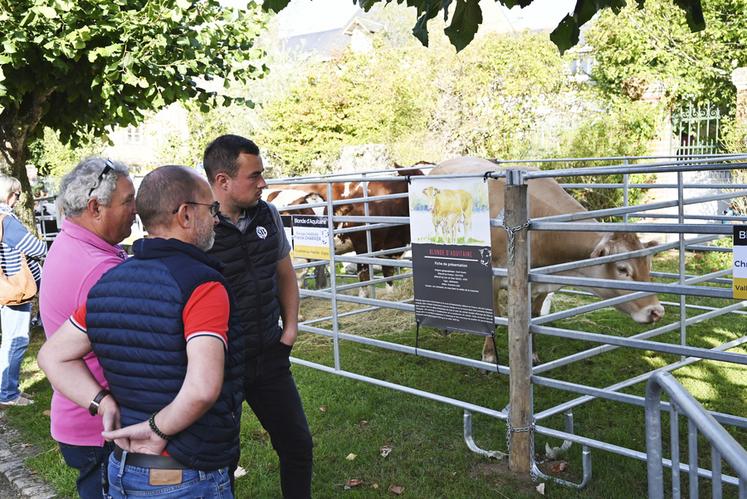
[39,157,136,499]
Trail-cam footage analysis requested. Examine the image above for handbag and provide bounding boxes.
[0,214,38,305]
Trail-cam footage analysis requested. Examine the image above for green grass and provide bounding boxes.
[5,249,747,498]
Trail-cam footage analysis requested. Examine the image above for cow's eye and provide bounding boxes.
[616,265,631,276]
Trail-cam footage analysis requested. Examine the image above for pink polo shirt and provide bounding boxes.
[39,219,128,446]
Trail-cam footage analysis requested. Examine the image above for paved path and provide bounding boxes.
[0,410,58,498]
[0,472,23,498]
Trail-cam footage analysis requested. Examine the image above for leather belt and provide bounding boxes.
[113,446,188,470]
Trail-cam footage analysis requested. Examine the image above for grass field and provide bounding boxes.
[5,250,747,498]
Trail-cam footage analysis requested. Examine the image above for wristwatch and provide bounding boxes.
[88,389,111,416]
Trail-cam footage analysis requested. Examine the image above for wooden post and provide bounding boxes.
[505,169,532,475]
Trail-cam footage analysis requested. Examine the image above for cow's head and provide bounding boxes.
[422,186,439,209]
[588,233,664,324]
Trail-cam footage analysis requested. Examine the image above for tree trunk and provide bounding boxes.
[5,143,38,230]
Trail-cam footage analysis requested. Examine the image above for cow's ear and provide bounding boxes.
[590,237,611,258]
[644,240,659,248]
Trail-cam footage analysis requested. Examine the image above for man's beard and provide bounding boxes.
[196,226,215,251]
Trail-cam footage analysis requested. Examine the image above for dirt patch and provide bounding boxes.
[470,461,539,496]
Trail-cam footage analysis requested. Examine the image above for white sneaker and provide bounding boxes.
[0,395,34,407]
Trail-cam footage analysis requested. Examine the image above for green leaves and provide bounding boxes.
[33,5,58,19]
[550,0,705,54]
[443,0,483,51]
[0,0,267,176]
[585,0,741,109]
[283,0,706,53]
[263,0,291,13]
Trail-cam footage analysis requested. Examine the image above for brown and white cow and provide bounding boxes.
[331,166,425,295]
[268,164,428,295]
[429,157,664,363]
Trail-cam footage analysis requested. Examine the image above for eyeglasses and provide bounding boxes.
[88,160,114,198]
[172,201,220,217]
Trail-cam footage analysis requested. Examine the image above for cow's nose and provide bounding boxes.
[649,305,665,323]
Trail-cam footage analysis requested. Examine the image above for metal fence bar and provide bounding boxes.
[521,160,747,180]
[531,372,747,429]
[533,221,734,234]
[671,405,681,499]
[291,357,507,419]
[534,334,747,423]
[533,190,747,223]
[560,182,747,189]
[678,171,687,361]
[713,447,723,499]
[531,274,732,298]
[537,424,741,486]
[533,326,747,365]
[645,372,747,498]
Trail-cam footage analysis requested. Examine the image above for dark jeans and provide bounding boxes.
[59,442,114,499]
[244,341,313,499]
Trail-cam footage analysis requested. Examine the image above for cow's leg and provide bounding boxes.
[314,263,328,289]
[482,285,506,364]
[530,293,548,364]
[294,258,308,289]
[482,336,497,364]
[382,265,396,293]
[357,265,370,298]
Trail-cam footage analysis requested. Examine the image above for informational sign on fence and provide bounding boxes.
[292,215,330,260]
[281,215,294,253]
[409,177,494,335]
[733,225,747,299]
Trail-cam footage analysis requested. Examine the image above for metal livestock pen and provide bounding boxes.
[269,154,747,494]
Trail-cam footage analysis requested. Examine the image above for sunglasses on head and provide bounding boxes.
[88,159,114,198]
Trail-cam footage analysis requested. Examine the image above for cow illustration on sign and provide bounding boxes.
[422,187,473,244]
[410,179,490,246]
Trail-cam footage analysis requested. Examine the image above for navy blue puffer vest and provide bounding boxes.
[86,238,244,470]
[208,201,282,359]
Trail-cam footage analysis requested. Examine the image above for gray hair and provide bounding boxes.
[0,175,21,203]
[58,157,130,217]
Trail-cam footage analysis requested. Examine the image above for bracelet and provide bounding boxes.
[148,412,172,440]
[88,389,111,416]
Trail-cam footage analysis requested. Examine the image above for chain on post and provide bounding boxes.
[505,414,537,479]
[503,221,530,265]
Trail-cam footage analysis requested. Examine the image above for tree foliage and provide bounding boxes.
[256,29,660,178]
[257,38,439,175]
[549,97,661,215]
[155,101,257,168]
[267,0,704,54]
[586,0,747,109]
[0,0,267,210]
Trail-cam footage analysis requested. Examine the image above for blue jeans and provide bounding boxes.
[59,442,113,499]
[108,452,233,498]
[0,302,31,402]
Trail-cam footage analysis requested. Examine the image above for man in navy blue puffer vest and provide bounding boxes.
[39,165,243,498]
[204,135,313,498]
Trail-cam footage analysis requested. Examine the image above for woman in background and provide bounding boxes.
[0,175,46,407]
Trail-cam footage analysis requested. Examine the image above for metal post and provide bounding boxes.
[326,183,341,370]
[505,169,533,474]
[623,159,630,224]
[362,177,375,299]
[645,379,665,499]
[677,170,686,360]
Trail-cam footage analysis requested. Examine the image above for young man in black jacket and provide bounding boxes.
[203,135,313,499]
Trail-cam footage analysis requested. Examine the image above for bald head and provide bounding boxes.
[137,166,211,232]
